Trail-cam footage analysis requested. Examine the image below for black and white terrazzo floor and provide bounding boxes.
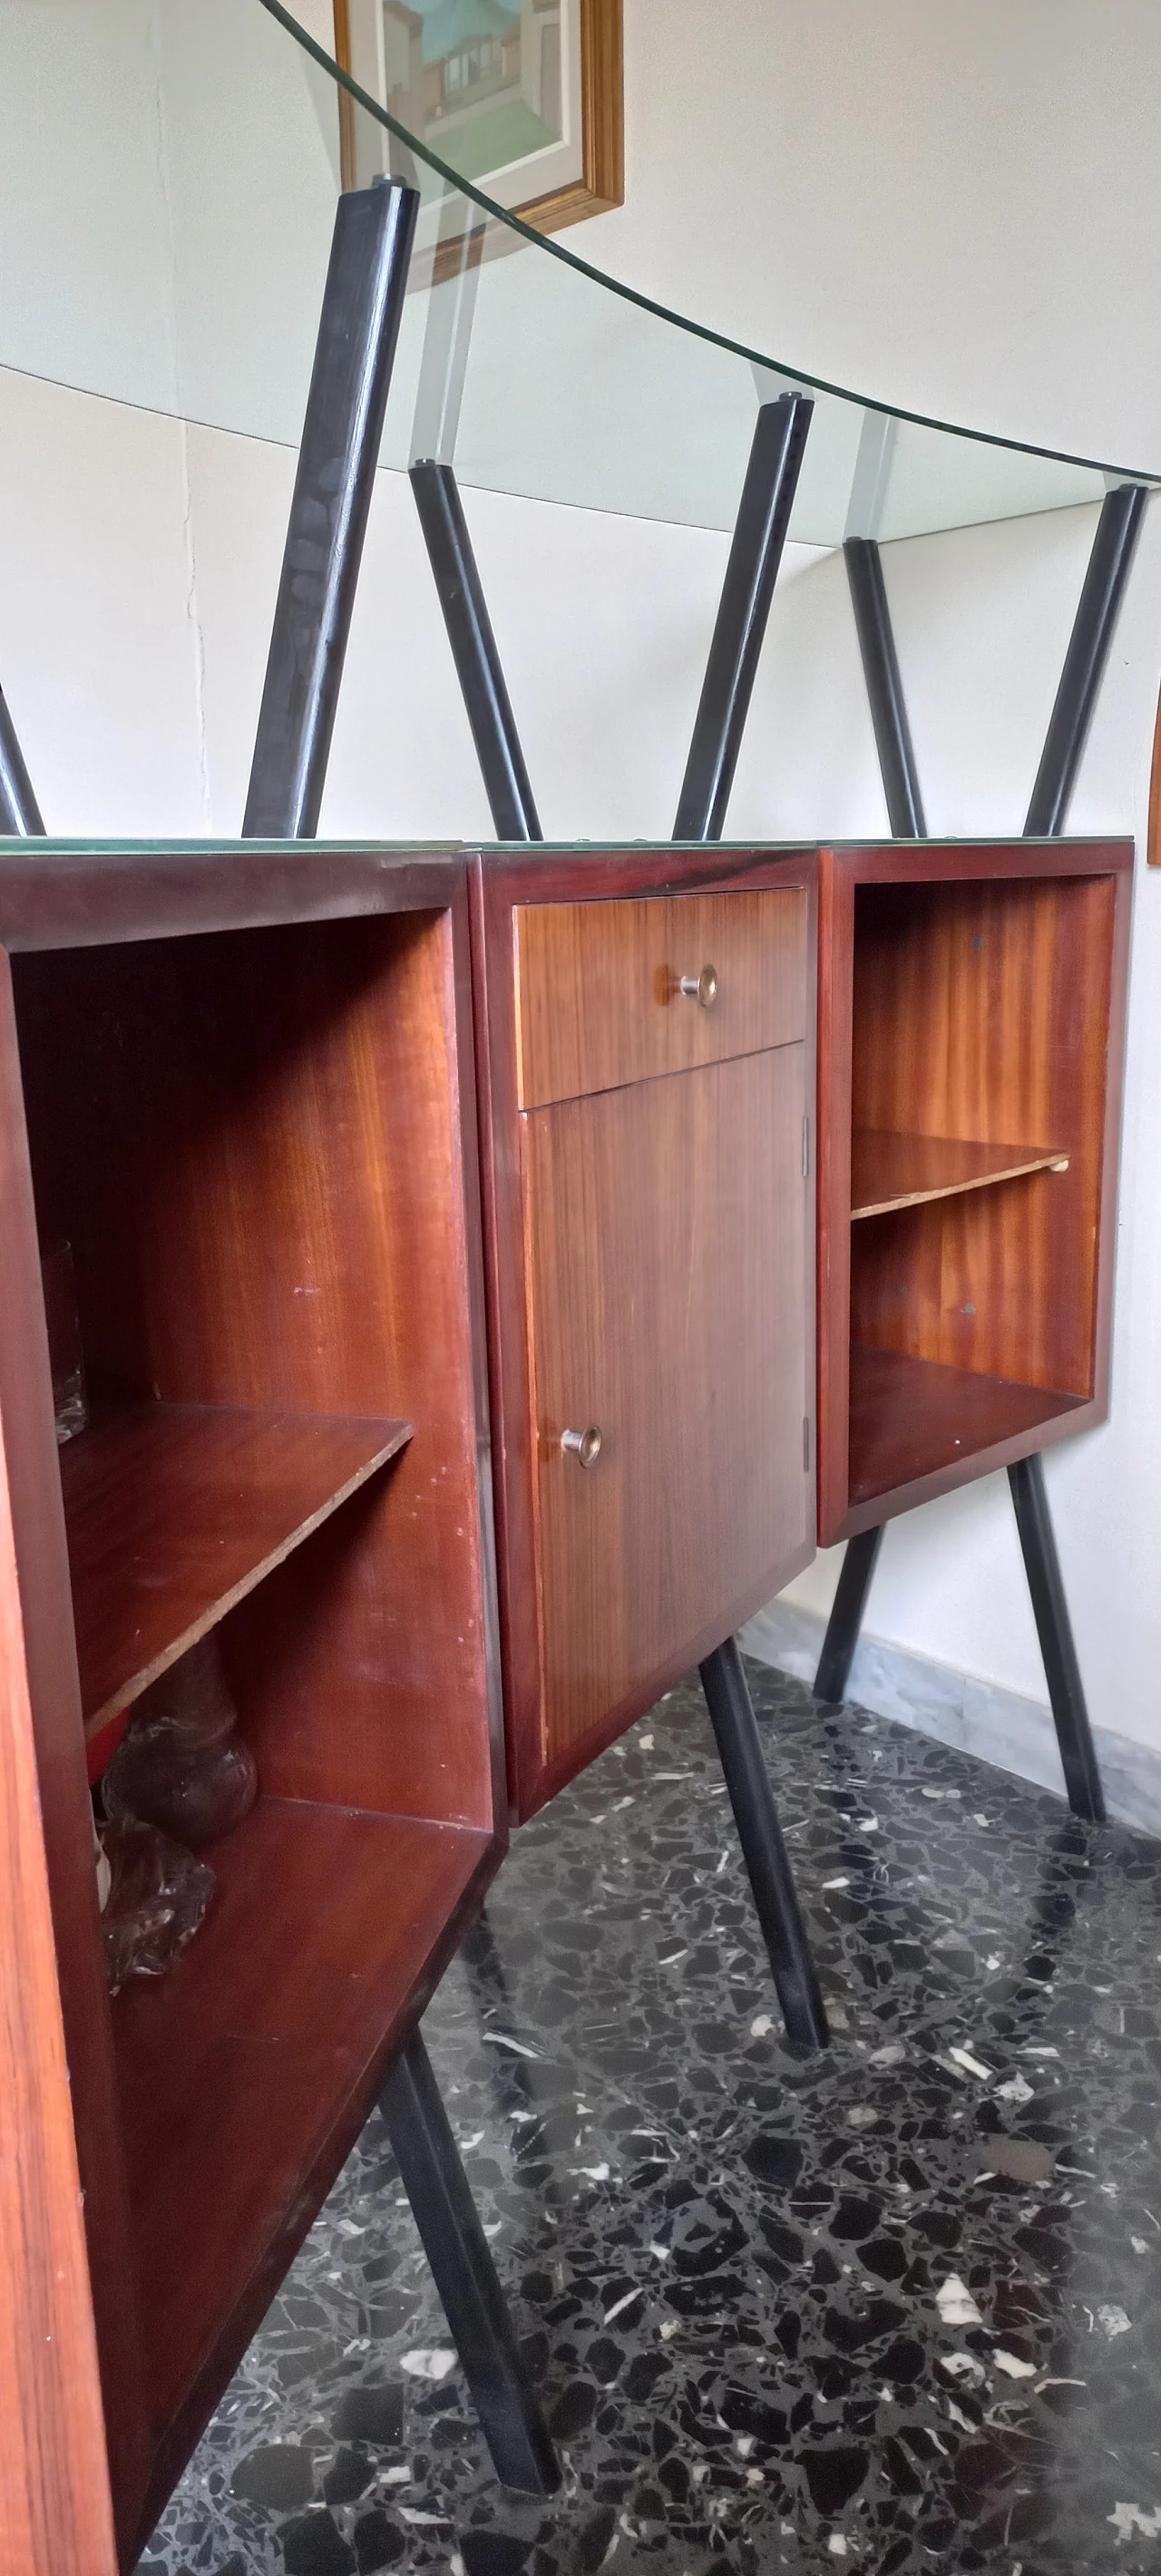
[141,1663,1161,2576]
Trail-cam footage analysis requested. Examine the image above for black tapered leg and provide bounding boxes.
[674,391,813,842]
[0,681,44,834]
[378,2029,561,2495]
[814,1524,884,1706]
[243,176,418,838]
[410,459,541,840]
[843,536,926,837]
[699,1639,829,2050]
[1008,1455,1105,1824]
[1024,483,1148,836]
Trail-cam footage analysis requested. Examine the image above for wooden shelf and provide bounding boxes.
[848,1342,1085,1507]
[110,1799,491,2474]
[61,1403,413,1738]
[851,1129,1068,1221]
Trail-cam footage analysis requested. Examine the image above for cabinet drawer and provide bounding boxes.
[514,888,807,1108]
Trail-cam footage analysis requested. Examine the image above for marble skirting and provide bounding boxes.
[740,1600,1161,1841]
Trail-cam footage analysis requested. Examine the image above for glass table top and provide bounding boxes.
[0,0,1154,546]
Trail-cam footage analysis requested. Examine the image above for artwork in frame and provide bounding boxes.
[333,0,622,234]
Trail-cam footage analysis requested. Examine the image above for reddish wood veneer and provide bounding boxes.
[471,845,818,1821]
[0,851,502,2570]
[816,841,1132,1545]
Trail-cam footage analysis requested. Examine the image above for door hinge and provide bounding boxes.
[802,1114,810,1178]
[804,1415,812,1472]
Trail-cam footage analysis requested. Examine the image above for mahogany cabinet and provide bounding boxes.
[815,839,1133,1545]
[470,846,818,1820]
[0,844,504,2571]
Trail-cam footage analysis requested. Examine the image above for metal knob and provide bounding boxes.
[561,1425,602,1469]
[679,965,718,1009]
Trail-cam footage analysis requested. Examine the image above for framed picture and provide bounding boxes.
[333,0,623,234]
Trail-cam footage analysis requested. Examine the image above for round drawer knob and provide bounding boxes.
[679,965,718,1009]
[561,1425,602,1469]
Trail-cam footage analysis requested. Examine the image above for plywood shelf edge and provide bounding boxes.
[850,1128,1069,1222]
[61,1403,414,1741]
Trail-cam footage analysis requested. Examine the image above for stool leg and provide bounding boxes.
[1009,1455,1105,1823]
[378,2029,561,2494]
[700,1639,830,2050]
[814,1525,883,1704]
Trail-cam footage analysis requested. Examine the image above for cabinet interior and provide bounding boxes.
[11,914,494,2503]
[846,873,1115,1506]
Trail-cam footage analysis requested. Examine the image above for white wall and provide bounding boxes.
[580,0,1161,474]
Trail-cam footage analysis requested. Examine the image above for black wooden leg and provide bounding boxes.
[243,176,418,838]
[674,391,813,842]
[844,536,926,837]
[699,1638,829,2050]
[378,2029,561,2495]
[0,680,44,834]
[815,1525,883,1704]
[1009,1455,1105,1824]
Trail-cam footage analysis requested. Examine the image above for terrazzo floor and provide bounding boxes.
[141,1662,1161,2576]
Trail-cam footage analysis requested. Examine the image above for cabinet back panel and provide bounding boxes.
[12,921,493,1828]
[849,876,1114,1395]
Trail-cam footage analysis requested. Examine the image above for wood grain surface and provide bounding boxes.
[522,1048,811,1775]
[815,844,1131,1542]
[63,1404,412,1738]
[0,844,463,952]
[0,1397,119,2575]
[850,1129,1067,1220]
[112,1801,493,2541]
[1,864,506,2557]
[471,845,818,1820]
[848,1342,1084,1508]
[848,874,1113,1396]
[0,952,149,2552]
[515,889,806,1107]
[14,911,496,1830]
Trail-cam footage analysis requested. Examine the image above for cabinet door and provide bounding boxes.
[521,1043,811,1794]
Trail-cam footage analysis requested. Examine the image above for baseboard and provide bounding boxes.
[739,1599,1161,1840]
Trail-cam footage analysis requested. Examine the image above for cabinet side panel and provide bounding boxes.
[0,1410,119,2576]
[524,1048,811,1775]
[815,852,854,1543]
[0,952,148,2553]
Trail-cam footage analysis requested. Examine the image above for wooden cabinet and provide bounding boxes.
[816,840,1133,1544]
[0,846,502,2570]
[472,850,817,1820]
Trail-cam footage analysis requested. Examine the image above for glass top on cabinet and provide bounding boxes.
[0,0,1154,546]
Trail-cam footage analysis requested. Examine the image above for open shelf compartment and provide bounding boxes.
[820,855,1127,1539]
[3,893,499,2555]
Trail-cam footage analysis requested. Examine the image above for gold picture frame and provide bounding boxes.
[332,0,623,233]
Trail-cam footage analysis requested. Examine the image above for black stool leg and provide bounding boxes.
[815,1525,883,1704]
[699,1639,830,2050]
[1009,1455,1105,1823]
[378,2029,561,2494]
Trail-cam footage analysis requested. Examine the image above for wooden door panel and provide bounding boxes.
[522,1046,810,1775]
[515,890,807,1107]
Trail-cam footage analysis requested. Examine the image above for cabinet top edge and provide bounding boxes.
[0,844,470,951]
